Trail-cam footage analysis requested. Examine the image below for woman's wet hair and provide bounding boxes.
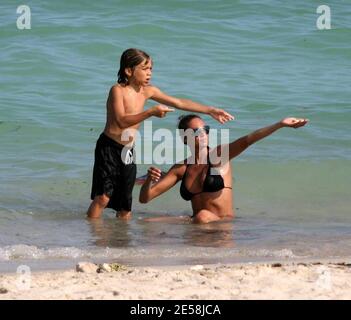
[117,48,150,84]
[177,114,202,130]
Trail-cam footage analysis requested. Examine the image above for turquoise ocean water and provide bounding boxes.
[0,1,351,271]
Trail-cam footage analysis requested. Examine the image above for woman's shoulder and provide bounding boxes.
[170,161,187,178]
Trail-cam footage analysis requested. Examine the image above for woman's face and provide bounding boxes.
[185,118,209,149]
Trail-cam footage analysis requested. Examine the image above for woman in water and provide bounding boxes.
[139,115,308,223]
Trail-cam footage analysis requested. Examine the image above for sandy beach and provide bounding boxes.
[0,261,350,300]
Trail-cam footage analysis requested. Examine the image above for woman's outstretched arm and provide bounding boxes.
[226,117,309,160]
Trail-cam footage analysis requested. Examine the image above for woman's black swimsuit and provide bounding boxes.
[180,152,232,201]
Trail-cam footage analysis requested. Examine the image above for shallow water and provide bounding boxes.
[0,1,351,271]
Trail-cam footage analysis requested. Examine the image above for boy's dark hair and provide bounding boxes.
[117,48,150,84]
[177,114,202,130]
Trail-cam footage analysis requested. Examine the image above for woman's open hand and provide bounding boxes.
[280,117,309,128]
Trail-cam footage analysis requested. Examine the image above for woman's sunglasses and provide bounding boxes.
[190,125,210,137]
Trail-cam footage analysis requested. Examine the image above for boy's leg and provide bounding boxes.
[116,151,137,220]
[87,194,110,219]
[88,134,114,219]
[116,210,132,220]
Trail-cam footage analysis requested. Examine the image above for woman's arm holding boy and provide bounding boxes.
[148,86,234,124]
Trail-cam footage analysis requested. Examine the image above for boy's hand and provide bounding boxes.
[147,166,162,182]
[209,107,235,124]
[151,105,175,118]
[280,117,309,128]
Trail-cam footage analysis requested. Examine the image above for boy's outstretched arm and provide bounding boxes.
[149,86,234,124]
[111,86,174,129]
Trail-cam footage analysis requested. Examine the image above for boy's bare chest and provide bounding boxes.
[123,92,147,114]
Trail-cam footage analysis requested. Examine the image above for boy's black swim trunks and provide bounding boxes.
[90,133,136,212]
